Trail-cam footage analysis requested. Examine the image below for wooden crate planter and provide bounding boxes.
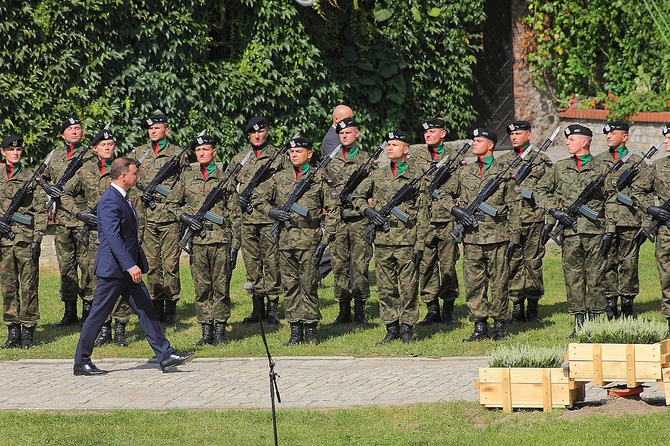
[568,340,670,388]
[475,367,585,413]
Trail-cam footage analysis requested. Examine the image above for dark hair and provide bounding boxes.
[111,157,135,180]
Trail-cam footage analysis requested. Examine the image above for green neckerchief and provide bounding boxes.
[479,155,494,175]
[296,162,310,179]
[392,161,407,178]
[99,159,112,174]
[6,162,21,178]
[575,154,591,170]
[203,162,217,179]
[344,145,359,160]
[516,142,531,155]
[430,144,445,159]
[153,138,168,155]
[615,146,628,160]
[254,141,269,157]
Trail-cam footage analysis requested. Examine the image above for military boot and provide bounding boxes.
[400,323,415,344]
[283,322,304,346]
[213,322,227,346]
[266,299,280,325]
[511,299,526,323]
[114,321,129,347]
[587,312,600,322]
[81,300,93,324]
[377,321,400,345]
[2,324,21,349]
[605,296,619,320]
[94,320,113,347]
[442,299,457,325]
[567,313,585,339]
[56,301,78,327]
[418,299,442,326]
[195,323,214,346]
[620,296,635,318]
[243,296,265,324]
[492,320,507,341]
[331,300,352,325]
[304,322,319,345]
[353,300,369,324]
[153,300,165,322]
[462,321,489,342]
[21,325,34,349]
[164,300,178,327]
[526,299,542,323]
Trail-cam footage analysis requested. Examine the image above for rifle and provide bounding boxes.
[512,126,561,190]
[339,141,386,208]
[0,150,55,240]
[427,140,472,200]
[449,149,533,243]
[76,149,152,247]
[361,155,451,246]
[547,152,632,246]
[44,123,111,211]
[238,133,300,213]
[614,138,663,206]
[634,196,670,245]
[264,145,341,245]
[140,130,205,210]
[178,150,254,254]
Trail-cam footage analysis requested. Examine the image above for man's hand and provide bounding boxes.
[180,213,203,232]
[43,184,63,199]
[230,247,239,270]
[363,207,386,227]
[0,221,11,235]
[549,208,576,229]
[599,232,615,256]
[30,242,41,264]
[505,241,516,263]
[76,209,98,226]
[239,196,253,214]
[312,243,326,266]
[540,223,553,246]
[647,206,670,222]
[128,265,142,283]
[450,206,476,228]
[269,207,291,222]
[411,249,423,268]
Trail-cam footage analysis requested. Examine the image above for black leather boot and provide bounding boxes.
[266,299,280,325]
[511,300,526,323]
[153,300,165,322]
[526,299,542,323]
[284,322,304,346]
[2,324,21,349]
[164,300,178,327]
[195,323,214,346]
[213,322,227,346]
[377,321,400,345]
[304,322,319,345]
[331,300,352,324]
[620,296,635,318]
[442,299,457,325]
[567,313,585,339]
[81,300,92,324]
[243,296,265,324]
[492,320,507,341]
[463,321,489,342]
[605,296,619,320]
[587,312,600,322]
[114,321,129,347]
[94,320,113,347]
[400,323,415,344]
[353,300,369,324]
[56,301,78,327]
[418,299,442,326]
[21,325,34,349]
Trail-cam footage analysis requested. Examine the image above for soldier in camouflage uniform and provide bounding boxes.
[413,118,463,326]
[178,136,240,346]
[42,115,90,327]
[443,128,521,342]
[253,136,335,345]
[0,135,47,349]
[594,121,647,319]
[497,121,553,323]
[535,124,617,338]
[133,113,186,326]
[323,117,373,325]
[61,129,133,347]
[354,130,428,344]
[232,116,286,325]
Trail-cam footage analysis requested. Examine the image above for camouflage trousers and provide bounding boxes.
[85,236,132,323]
[561,234,607,315]
[374,244,419,326]
[462,242,510,322]
[508,221,545,303]
[602,227,640,299]
[143,220,181,302]
[331,217,372,303]
[241,224,282,301]
[189,242,232,324]
[419,221,460,304]
[280,248,321,324]
[54,224,89,302]
[654,226,670,319]
[1,241,39,327]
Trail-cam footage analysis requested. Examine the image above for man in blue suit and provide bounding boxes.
[74,157,193,375]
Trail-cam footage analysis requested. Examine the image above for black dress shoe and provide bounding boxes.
[159,352,195,373]
[73,363,108,376]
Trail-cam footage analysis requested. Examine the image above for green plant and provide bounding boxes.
[486,343,565,368]
[576,317,668,344]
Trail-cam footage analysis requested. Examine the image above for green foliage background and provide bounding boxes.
[0,0,486,166]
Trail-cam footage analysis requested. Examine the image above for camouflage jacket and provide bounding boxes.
[42,145,91,227]
[0,165,47,246]
[323,146,374,221]
[632,155,670,226]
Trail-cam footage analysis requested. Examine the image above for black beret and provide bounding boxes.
[663,124,670,136]
[60,115,82,133]
[1,135,22,149]
[336,117,359,134]
[194,134,216,146]
[421,118,445,131]
[471,127,498,144]
[289,136,313,149]
[506,120,531,134]
[603,121,629,134]
[564,124,593,138]
[384,130,411,144]
[90,129,114,146]
[143,114,167,129]
[245,116,268,133]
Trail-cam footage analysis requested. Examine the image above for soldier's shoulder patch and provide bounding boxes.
[611,178,617,187]
[514,185,521,194]
[646,160,653,167]
[460,160,468,166]
[130,148,137,155]
[545,159,553,167]
[331,190,339,199]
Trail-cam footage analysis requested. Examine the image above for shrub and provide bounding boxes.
[486,343,565,368]
[576,318,668,345]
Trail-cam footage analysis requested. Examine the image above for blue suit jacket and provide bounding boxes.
[93,185,148,279]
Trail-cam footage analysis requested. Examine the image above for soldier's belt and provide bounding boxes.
[291,220,321,229]
[474,214,507,223]
[388,219,416,228]
[342,215,365,222]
